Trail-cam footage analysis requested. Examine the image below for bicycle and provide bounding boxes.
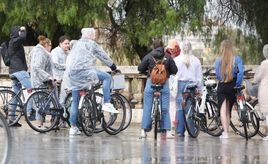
[79,82,126,136]
[23,80,70,133]
[151,84,163,140]
[230,85,260,140]
[0,112,11,164]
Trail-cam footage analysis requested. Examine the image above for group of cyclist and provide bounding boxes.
[6,26,119,135]
[138,38,268,141]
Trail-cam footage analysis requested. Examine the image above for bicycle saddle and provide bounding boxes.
[233,85,245,91]
[151,84,163,91]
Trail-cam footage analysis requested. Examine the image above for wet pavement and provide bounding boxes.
[6,122,268,163]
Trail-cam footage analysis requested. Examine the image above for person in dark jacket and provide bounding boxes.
[8,26,32,127]
[138,39,178,139]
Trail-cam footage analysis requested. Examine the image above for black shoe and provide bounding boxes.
[10,122,22,127]
[27,114,36,121]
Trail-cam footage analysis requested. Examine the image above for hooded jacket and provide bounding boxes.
[138,47,178,77]
[8,26,27,74]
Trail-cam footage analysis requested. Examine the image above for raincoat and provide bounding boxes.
[30,44,52,88]
[64,38,114,90]
[51,46,67,80]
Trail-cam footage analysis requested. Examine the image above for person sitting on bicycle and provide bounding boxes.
[64,27,119,135]
[138,39,178,139]
[174,41,203,137]
[214,39,243,139]
[253,44,268,141]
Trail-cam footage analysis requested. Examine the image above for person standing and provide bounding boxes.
[253,44,268,140]
[64,27,119,135]
[8,26,32,127]
[174,41,203,137]
[214,39,243,139]
[138,39,178,139]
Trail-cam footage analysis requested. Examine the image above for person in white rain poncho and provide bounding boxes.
[64,27,119,135]
[30,35,53,128]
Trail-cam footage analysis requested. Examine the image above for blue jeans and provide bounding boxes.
[10,71,32,119]
[69,90,80,126]
[95,70,112,103]
[175,80,193,134]
[141,78,171,130]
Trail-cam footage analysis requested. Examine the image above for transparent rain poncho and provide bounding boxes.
[51,46,67,80]
[64,38,113,90]
[30,44,53,88]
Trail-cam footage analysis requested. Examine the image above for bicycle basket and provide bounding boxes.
[245,80,258,97]
[112,74,125,90]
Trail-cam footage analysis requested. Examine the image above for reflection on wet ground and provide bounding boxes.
[6,124,268,163]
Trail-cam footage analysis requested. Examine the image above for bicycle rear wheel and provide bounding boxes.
[0,89,23,126]
[104,93,126,135]
[0,112,11,164]
[152,100,160,140]
[24,91,59,133]
[230,102,259,139]
[183,99,200,138]
[79,94,96,136]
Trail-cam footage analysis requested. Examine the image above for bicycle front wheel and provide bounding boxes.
[0,112,11,164]
[183,99,200,138]
[117,93,132,131]
[24,91,59,133]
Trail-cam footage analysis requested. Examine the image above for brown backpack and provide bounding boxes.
[150,56,168,85]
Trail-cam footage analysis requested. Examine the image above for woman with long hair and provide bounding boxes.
[214,39,243,139]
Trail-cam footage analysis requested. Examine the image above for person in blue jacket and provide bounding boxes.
[214,39,243,139]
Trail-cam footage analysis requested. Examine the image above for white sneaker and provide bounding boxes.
[102,103,119,113]
[139,129,147,139]
[166,131,175,139]
[262,136,268,141]
[69,127,81,135]
[219,132,229,139]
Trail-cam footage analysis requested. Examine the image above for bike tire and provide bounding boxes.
[79,93,96,136]
[104,93,126,135]
[0,112,11,164]
[230,102,260,139]
[117,93,132,131]
[153,100,159,140]
[24,91,60,133]
[183,98,200,138]
[204,100,223,137]
[0,89,23,126]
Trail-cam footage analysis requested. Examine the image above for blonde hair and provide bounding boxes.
[38,35,51,47]
[219,40,234,82]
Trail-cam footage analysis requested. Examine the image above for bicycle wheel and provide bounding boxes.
[152,99,160,140]
[204,100,223,137]
[104,93,126,135]
[251,100,267,137]
[24,91,59,133]
[230,102,259,139]
[79,93,96,136]
[115,93,132,131]
[63,92,72,127]
[0,112,11,164]
[0,89,23,126]
[183,98,200,138]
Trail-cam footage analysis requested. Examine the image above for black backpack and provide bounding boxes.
[0,41,10,66]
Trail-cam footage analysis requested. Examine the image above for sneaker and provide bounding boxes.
[175,133,185,137]
[166,131,175,139]
[10,122,22,127]
[219,132,229,139]
[102,103,119,113]
[139,129,147,139]
[27,113,36,121]
[262,136,268,141]
[69,127,81,135]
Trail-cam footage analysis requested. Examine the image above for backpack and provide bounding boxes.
[0,41,10,66]
[150,55,168,85]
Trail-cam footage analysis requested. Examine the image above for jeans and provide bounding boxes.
[95,70,112,103]
[175,80,193,134]
[10,71,32,120]
[69,90,80,126]
[141,78,171,130]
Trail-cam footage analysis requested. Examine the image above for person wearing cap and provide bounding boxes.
[64,27,119,135]
[253,44,268,141]
[174,41,203,137]
[165,39,181,137]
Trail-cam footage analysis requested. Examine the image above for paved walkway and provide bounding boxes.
[5,123,268,163]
